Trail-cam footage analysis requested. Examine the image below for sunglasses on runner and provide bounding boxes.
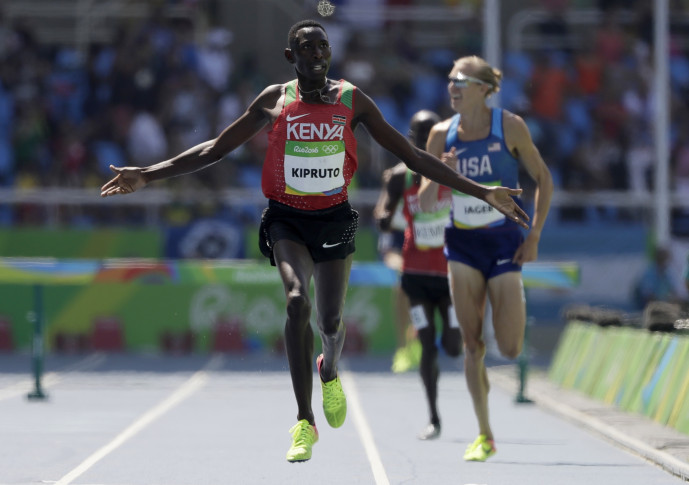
[448,73,488,88]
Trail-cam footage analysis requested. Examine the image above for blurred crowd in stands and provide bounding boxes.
[0,0,688,220]
[0,6,266,195]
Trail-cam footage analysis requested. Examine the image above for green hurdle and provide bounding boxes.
[26,285,48,401]
[515,317,534,403]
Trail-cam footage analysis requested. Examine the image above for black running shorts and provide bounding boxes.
[400,273,451,304]
[259,200,358,266]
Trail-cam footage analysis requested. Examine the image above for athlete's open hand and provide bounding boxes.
[484,186,530,229]
[440,147,459,167]
[100,165,148,197]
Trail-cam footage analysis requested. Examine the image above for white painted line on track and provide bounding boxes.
[489,367,689,481]
[340,370,390,485]
[53,354,224,485]
[536,389,689,481]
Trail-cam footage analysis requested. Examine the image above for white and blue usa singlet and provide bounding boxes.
[445,107,523,232]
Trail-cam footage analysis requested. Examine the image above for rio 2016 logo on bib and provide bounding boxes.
[284,140,345,195]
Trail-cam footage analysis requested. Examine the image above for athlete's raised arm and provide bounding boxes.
[101,84,282,197]
[352,88,529,228]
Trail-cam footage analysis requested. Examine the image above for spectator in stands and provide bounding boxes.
[674,121,689,193]
[684,252,689,296]
[127,110,168,167]
[528,51,570,124]
[633,246,678,310]
[537,0,573,54]
[197,27,234,94]
[0,82,14,187]
[594,10,628,64]
[13,104,51,186]
[626,130,653,194]
[1,0,689,233]
[571,120,622,191]
[46,48,88,125]
[161,69,212,155]
[527,51,571,165]
[671,121,689,235]
[573,39,603,99]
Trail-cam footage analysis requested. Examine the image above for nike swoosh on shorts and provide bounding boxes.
[322,242,343,248]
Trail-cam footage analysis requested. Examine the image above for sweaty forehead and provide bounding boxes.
[296,27,328,43]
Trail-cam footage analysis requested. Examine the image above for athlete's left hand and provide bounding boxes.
[440,147,459,167]
[513,232,540,264]
[484,186,530,229]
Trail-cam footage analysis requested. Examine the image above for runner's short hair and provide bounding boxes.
[288,19,327,49]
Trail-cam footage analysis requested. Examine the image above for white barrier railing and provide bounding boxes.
[0,187,684,226]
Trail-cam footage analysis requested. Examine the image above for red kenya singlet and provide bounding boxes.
[262,79,358,210]
[401,170,452,277]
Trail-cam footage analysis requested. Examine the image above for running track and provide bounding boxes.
[1,352,687,485]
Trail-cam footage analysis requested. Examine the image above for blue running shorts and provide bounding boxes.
[444,226,523,280]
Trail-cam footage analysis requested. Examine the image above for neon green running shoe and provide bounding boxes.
[286,419,318,462]
[463,434,497,462]
[391,346,412,373]
[317,353,347,428]
[391,340,421,373]
[406,339,422,367]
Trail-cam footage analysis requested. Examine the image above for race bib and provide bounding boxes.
[413,207,450,248]
[451,181,505,229]
[284,140,345,195]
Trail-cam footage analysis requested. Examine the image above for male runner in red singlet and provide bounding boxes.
[101,20,529,463]
[375,110,462,441]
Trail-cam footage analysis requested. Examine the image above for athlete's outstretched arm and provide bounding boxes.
[353,89,529,228]
[101,85,280,197]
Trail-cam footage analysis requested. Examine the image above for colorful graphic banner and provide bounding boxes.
[0,259,579,355]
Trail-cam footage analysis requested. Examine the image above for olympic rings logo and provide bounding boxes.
[322,145,340,154]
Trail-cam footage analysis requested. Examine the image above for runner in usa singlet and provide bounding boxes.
[262,79,358,210]
[445,108,523,232]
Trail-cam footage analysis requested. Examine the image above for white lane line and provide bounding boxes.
[490,366,689,481]
[536,387,689,481]
[340,370,390,485]
[54,354,224,485]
